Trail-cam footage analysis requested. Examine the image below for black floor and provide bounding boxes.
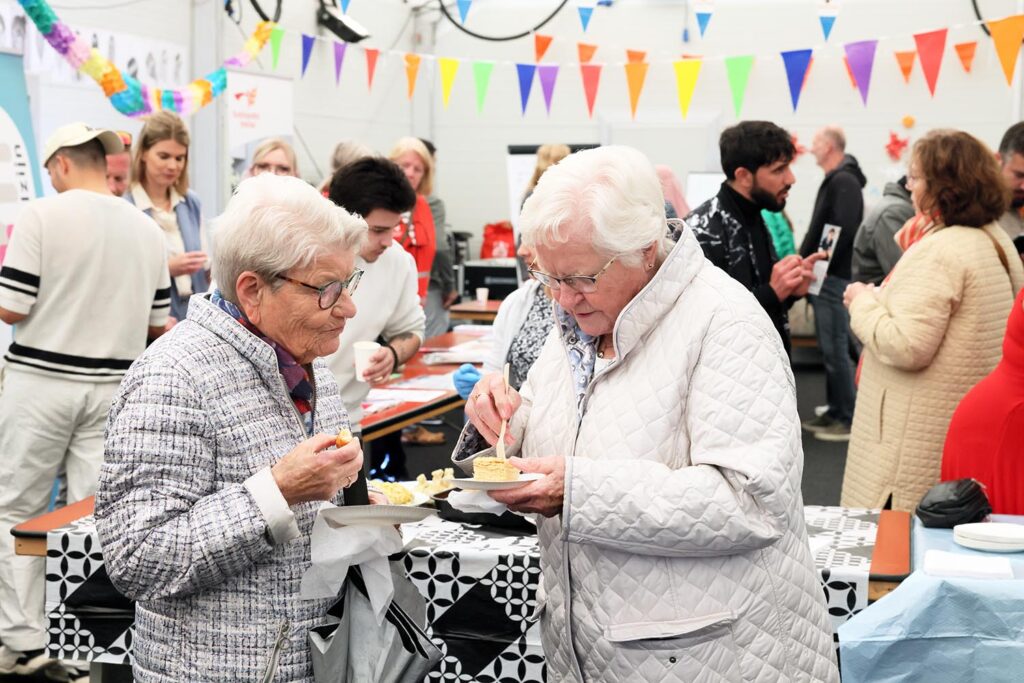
[1,365,844,682]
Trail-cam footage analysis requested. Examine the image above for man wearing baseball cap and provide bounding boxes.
[0,122,170,677]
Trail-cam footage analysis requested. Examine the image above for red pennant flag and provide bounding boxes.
[580,63,602,117]
[577,42,598,64]
[626,49,647,64]
[913,28,947,96]
[365,48,379,89]
[894,50,916,83]
[534,34,553,62]
[954,41,977,73]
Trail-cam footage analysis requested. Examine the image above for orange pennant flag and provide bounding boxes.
[803,56,814,91]
[578,42,598,64]
[988,14,1024,85]
[404,53,421,99]
[534,34,553,62]
[842,55,858,89]
[624,61,648,119]
[626,49,647,64]
[894,50,916,83]
[954,41,977,72]
[365,48,380,89]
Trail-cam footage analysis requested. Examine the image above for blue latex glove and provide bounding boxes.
[453,363,482,399]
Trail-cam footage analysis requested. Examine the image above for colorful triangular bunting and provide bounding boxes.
[724,55,754,117]
[404,53,421,99]
[841,55,857,88]
[954,41,977,73]
[578,6,594,33]
[578,42,598,63]
[270,26,284,70]
[819,14,836,41]
[457,0,472,24]
[535,34,553,62]
[333,42,347,85]
[914,28,946,96]
[300,34,315,77]
[340,0,351,12]
[696,11,712,37]
[844,40,878,105]
[672,59,701,119]
[988,14,1024,85]
[894,50,916,83]
[538,65,559,114]
[439,58,459,108]
[624,61,648,119]
[626,49,647,64]
[516,63,537,114]
[364,48,379,89]
[780,49,812,111]
[580,63,601,117]
[472,60,494,113]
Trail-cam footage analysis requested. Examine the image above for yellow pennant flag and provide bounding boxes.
[438,57,460,108]
[673,59,702,119]
[404,53,422,99]
[988,14,1024,85]
[624,62,649,119]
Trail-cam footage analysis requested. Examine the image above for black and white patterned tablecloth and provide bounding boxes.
[45,507,878,678]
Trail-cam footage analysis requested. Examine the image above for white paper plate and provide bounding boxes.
[321,504,436,527]
[954,522,1024,553]
[454,472,543,491]
[397,481,454,501]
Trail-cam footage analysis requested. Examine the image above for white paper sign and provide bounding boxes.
[226,70,293,161]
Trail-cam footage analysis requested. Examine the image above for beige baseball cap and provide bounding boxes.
[42,122,124,165]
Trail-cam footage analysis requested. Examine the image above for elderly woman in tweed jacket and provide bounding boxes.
[95,174,374,682]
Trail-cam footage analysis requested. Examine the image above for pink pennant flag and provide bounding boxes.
[580,63,601,117]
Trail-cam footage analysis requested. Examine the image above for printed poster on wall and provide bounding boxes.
[226,70,293,185]
[0,49,41,352]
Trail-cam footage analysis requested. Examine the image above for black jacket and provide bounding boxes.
[799,154,867,279]
[681,183,793,354]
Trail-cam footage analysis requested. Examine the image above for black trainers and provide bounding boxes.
[0,645,61,676]
[801,413,837,433]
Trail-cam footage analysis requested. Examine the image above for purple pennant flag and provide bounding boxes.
[844,39,878,105]
[780,49,812,111]
[333,41,347,84]
[538,65,559,114]
[301,34,315,77]
[516,63,536,114]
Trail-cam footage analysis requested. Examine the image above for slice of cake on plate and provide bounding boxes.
[473,457,520,481]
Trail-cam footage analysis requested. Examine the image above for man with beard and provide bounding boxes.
[997,122,1024,248]
[681,121,821,354]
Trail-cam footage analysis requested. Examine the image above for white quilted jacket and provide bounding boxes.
[456,227,838,682]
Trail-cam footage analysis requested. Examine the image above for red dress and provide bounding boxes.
[395,194,436,301]
[941,288,1024,514]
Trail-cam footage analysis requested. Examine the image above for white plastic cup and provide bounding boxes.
[475,287,489,304]
[353,341,381,382]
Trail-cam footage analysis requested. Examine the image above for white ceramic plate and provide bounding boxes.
[321,504,435,527]
[454,473,544,491]
[954,522,1024,553]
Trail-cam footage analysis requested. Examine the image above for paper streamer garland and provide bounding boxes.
[17,0,273,117]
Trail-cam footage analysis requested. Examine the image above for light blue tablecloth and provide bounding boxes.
[839,515,1024,682]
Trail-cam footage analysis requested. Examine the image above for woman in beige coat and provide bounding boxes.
[841,130,1024,511]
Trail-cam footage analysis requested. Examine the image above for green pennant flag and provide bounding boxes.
[270,26,285,70]
[724,55,754,117]
[472,60,495,114]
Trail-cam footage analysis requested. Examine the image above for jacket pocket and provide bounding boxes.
[603,610,736,643]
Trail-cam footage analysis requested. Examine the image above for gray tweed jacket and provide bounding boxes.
[95,294,350,682]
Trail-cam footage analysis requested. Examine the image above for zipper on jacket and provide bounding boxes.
[260,621,290,683]
[276,373,310,438]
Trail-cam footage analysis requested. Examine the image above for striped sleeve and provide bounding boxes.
[0,208,42,315]
[149,249,172,327]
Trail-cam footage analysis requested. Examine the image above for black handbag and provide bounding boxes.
[915,479,992,528]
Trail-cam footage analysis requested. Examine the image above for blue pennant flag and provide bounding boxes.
[516,63,536,114]
[696,11,712,37]
[457,0,472,24]
[340,0,351,12]
[820,14,836,41]
[780,49,813,111]
[578,6,594,32]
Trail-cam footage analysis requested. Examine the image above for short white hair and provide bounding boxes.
[212,174,367,303]
[519,145,670,267]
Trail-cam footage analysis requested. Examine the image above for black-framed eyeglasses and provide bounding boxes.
[527,256,617,293]
[276,268,363,309]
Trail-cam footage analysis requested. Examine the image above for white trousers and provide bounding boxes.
[0,367,118,651]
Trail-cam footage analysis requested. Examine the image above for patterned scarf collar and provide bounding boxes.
[211,290,315,433]
[554,304,599,417]
[885,212,943,287]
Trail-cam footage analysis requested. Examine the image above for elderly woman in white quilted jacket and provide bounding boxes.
[95,174,376,682]
[455,146,838,682]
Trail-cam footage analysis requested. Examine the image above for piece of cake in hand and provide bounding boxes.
[473,457,520,481]
[336,428,353,448]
